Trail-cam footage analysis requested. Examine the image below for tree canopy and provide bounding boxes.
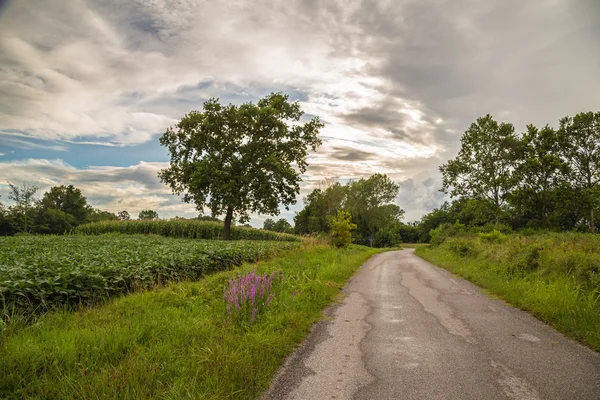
[158,92,323,239]
[138,210,159,221]
[294,174,403,245]
[440,115,519,224]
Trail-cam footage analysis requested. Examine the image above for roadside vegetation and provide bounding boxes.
[416,229,600,351]
[0,244,384,399]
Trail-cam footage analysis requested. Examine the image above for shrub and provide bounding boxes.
[330,210,356,248]
[373,228,401,248]
[429,222,465,246]
[478,229,507,243]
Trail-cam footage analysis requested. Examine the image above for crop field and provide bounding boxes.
[0,234,298,314]
[75,219,299,241]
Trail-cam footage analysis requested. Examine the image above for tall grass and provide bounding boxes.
[416,231,600,351]
[75,219,299,241]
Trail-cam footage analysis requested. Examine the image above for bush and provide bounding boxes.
[429,221,465,246]
[330,210,356,248]
[373,228,401,248]
[477,229,507,243]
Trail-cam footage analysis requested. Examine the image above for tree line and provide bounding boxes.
[426,110,600,237]
[292,174,409,246]
[0,183,161,235]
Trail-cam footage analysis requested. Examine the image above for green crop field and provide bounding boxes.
[75,219,299,241]
[0,234,298,314]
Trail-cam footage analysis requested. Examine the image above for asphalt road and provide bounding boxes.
[264,249,600,400]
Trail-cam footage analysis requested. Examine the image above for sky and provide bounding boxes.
[0,0,599,226]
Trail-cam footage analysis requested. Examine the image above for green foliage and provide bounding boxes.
[0,235,298,314]
[273,218,293,233]
[263,218,276,231]
[558,111,600,232]
[294,174,403,244]
[138,209,159,220]
[395,222,420,243]
[373,227,401,248]
[330,210,356,248]
[0,245,383,399]
[158,92,323,239]
[75,219,299,241]
[440,115,520,224]
[429,221,466,247]
[417,232,600,351]
[117,210,131,220]
[34,208,76,234]
[39,185,90,225]
[7,182,38,233]
[87,208,118,223]
[477,229,507,243]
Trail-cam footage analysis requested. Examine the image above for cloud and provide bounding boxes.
[0,159,198,218]
[0,0,598,222]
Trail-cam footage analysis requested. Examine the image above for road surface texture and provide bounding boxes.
[264,249,600,400]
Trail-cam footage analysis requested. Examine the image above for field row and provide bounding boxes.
[0,234,298,313]
[75,220,299,241]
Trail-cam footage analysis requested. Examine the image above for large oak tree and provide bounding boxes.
[159,93,323,239]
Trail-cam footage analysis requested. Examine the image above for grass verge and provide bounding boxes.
[0,244,384,399]
[415,233,600,351]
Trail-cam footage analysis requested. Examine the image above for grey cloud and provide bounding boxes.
[329,146,375,162]
[397,177,448,222]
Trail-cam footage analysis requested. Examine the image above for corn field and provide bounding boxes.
[74,220,299,241]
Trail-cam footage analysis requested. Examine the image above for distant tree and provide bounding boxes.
[242,223,253,228]
[331,210,356,248]
[440,115,520,225]
[39,185,90,225]
[345,174,403,243]
[273,218,292,233]
[0,197,13,235]
[7,182,39,233]
[509,125,568,228]
[373,227,401,248]
[158,93,323,240]
[558,111,600,232]
[138,210,159,220]
[395,222,419,243]
[117,211,131,221]
[88,208,118,223]
[35,208,76,234]
[263,218,276,231]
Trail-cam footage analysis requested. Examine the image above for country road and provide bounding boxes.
[264,249,600,400]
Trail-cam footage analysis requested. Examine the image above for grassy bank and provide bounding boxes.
[416,232,600,351]
[0,244,384,399]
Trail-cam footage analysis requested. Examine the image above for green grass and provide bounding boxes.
[0,235,298,314]
[416,232,600,351]
[0,244,385,399]
[75,219,298,241]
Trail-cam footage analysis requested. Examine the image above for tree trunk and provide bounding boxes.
[591,209,596,234]
[223,206,234,240]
